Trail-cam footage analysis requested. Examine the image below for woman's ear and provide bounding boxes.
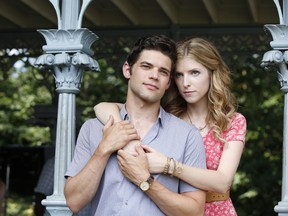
[122,62,131,79]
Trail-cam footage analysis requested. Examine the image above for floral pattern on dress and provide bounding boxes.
[203,112,247,216]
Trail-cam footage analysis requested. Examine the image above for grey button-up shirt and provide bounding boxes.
[66,106,206,216]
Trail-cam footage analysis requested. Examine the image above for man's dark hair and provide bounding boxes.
[126,35,177,73]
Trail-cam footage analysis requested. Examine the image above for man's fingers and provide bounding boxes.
[103,115,114,130]
[135,145,145,156]
[141,144,153,153]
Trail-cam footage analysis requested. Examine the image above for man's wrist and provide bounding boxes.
[95,143,113,158]
[139,175,154,192]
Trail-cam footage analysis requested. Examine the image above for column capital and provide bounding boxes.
[38,28,98,56]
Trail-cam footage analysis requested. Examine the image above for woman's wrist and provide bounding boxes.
[174,160,184,177]
[163,157,171,175]
[162,157,184,178]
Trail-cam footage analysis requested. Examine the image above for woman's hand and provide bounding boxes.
[122,140,141,156]
[117,145,150,185]
[141,144,167,174]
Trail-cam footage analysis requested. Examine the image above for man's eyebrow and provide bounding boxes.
[140,61,152,65]
[140,61,171,74]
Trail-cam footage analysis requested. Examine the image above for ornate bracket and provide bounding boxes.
[262,25,288,93]
[34,29,100,94]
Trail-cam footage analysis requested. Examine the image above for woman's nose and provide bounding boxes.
[183,75,190,87]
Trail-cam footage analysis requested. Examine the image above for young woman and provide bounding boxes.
[94,37,246,216]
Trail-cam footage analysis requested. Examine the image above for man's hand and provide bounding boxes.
[98,116,140,155]
[117,145,150,185]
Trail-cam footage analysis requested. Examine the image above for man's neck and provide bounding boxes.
[125,100,160,139]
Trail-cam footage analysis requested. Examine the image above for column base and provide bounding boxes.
[42,195,73,216]
[275,201,288,215]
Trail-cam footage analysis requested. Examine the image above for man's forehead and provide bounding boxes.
[137,50,172,68]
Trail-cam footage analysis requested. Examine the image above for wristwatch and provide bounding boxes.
[139,175,154,192]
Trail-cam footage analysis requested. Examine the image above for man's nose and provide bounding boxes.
[149,69,159,79]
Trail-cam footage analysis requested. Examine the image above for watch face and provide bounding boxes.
[140,181,150,191]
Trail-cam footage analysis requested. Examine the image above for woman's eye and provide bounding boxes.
[190,70,200,76]
[175,72,183,78]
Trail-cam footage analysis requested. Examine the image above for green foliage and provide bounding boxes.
[230,52,283,216]
[77,58,127,122]
[0,48,128,146]
[6,194,34,216]
[0,54,53,146]
[0,36,285,216]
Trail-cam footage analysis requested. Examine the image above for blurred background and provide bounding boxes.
[0,0,283,215]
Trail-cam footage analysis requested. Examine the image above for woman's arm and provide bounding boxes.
[142,140,244,193]
[94,102,140,156]
[118,145,205,216]
[94,102,123,123]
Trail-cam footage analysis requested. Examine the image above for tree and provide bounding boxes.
[0,34,284,215]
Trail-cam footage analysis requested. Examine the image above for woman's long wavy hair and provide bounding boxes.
[163,37,237,141]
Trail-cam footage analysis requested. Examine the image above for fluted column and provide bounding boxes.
[262,1,288,215]
[34,1,99,215]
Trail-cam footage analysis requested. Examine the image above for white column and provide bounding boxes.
[35,0,98,215]
[262,2,288,215]
[62,0,80,29]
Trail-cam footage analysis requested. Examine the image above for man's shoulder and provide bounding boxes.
[162,111,198,132]
[84,117,102,124]
[81,118,103,130]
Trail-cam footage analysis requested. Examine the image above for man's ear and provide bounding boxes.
[165,82,171,90]
[122,62,131,79]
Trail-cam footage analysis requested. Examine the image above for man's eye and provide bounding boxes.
[141,65,150,69]
[160,70,169,76]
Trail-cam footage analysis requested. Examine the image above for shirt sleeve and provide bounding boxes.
[225,113,247,144]
[65,119,102,177]
[180,128,207,193]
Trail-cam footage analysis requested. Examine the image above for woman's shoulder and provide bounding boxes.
[225,112,247,141]
[230,112,246,125]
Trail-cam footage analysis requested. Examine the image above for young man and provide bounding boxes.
[64,35,206,216]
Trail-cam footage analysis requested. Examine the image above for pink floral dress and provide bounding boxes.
[203,113,247,216]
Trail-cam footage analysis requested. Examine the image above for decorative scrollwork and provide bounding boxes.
[72,53,100,71]
[35,51,100,94]
[277,70,288,92]
[261,50,283,71]
[262,23,288,93]
[34,54,55,68]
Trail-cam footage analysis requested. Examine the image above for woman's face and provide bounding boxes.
[175,56,210,105]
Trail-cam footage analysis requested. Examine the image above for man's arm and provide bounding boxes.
[146,181,205,216]
[64,117,140,213]
[117,146,205,216]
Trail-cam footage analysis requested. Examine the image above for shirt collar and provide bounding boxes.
[120,104,164,127]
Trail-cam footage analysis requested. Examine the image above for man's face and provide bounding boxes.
[123,50,172,104]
